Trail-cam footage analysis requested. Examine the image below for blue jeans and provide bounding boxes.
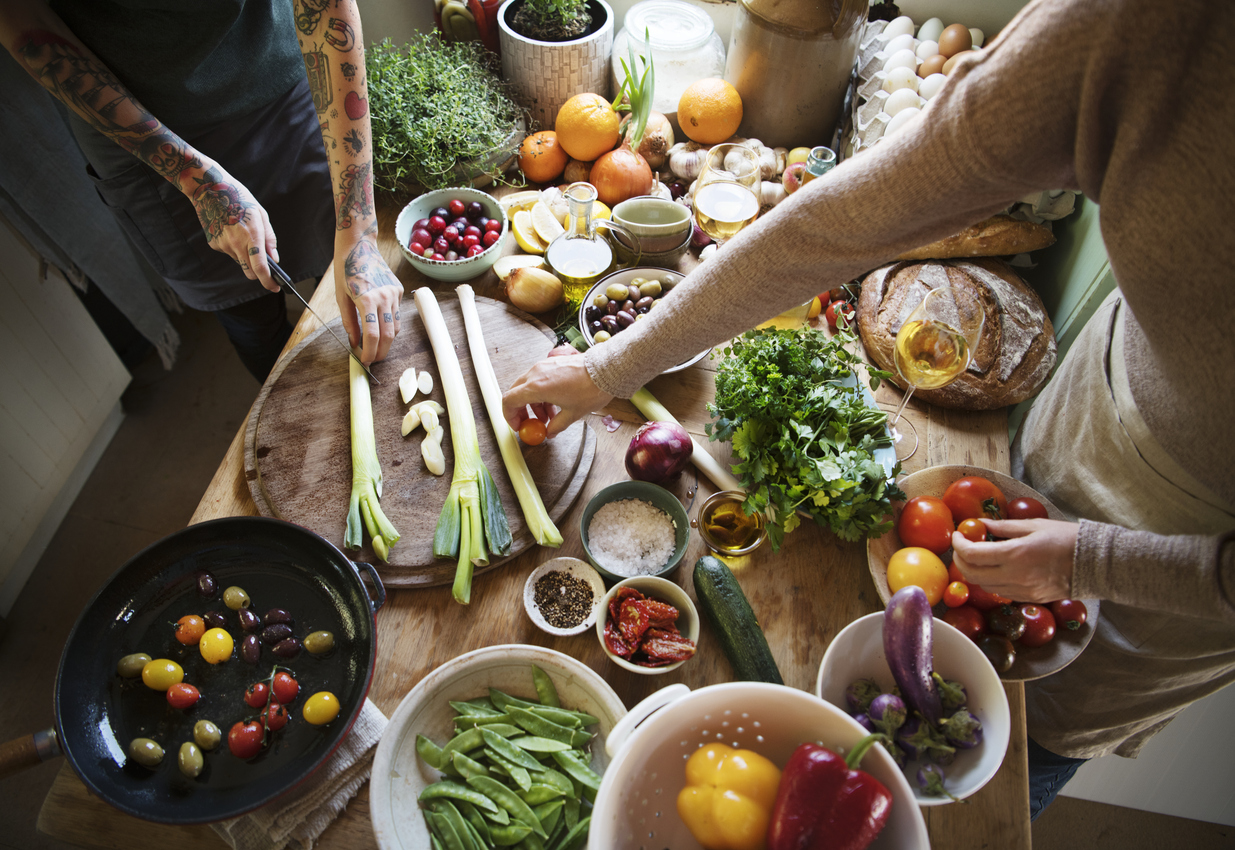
[1027,735,1088,820]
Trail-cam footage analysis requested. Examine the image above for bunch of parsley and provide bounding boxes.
[705,325,904,548]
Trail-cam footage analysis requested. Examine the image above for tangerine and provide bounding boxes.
[677,78,743,144]
[518,130,568,184]
[555,94,620,162]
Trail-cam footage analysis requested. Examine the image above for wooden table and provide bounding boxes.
[38,194,1029,849]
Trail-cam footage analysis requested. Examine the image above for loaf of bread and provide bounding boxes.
[895,215,1056,261]
[857,259,1057,410]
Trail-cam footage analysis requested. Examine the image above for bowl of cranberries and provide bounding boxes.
[395,186,508,283]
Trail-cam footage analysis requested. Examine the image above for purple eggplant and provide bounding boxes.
[933,673,968,713]
[896,715,955,763]
[883,586,943,726]
[868,692,907,737]
[916,763,960,801]
[878,736,906,767]
[845,678,883,715]
[853,713,876,734]
[940,708,984,749]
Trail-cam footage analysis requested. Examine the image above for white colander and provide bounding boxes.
[588,682,929,850]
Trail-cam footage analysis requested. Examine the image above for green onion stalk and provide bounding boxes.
[413,287,512,603]
[345,352,400,561]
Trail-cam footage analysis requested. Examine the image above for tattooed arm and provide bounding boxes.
[0,0,283,291]
[293,0,403,364]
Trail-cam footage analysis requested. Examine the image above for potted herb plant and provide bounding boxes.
[497,0,615,131]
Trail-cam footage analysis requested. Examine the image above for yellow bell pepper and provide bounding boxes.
[676,743,783,850]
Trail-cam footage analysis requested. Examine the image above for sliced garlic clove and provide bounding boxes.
[400,407,422,436]
[399,367,418,404]
[416,370,434,396]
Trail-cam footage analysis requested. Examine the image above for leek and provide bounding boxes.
[345,351,400,560]
[456,285,563,547]
[414,287,512,604]
[630,387,743,493]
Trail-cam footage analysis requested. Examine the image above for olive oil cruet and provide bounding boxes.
[546,182,642,303]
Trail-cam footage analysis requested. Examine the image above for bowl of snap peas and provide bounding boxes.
[370,644,626,850]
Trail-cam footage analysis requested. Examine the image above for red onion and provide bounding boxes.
[625,421,693,483]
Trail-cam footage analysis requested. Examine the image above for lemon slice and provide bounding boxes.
[512,210,547,254]
[531,201,566,244]
[499,190,542,214]
[493,253,547,281]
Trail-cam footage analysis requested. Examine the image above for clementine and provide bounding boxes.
[677,78,743,144]
[554,93,621,162]
[518,130,568,184]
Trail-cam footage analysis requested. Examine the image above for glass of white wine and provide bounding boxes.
[692,143,761,247]
[886,285,985,460]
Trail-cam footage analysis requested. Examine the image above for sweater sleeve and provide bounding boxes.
[584,0,1102,398]
[1073,521,1235,623]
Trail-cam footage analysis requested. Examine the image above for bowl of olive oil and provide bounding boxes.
[697,490,766,556]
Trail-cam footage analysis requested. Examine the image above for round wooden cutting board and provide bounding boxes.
[244,294,595,587]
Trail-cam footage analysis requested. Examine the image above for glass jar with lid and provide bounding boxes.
[611,0,726,118]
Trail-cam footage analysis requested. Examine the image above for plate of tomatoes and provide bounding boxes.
[867,465,1099,682]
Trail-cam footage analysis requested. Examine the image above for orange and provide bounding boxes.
[677,78,743,144]
[518,130,568,184]
[554,93,620,162]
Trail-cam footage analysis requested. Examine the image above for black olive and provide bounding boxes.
[606,299,621,316]
[203,610,227,630]
[263,608,294,627]
[273,638,302,659]
[635,296,654,311]
[241,634,261,664]
[196,571,217,599]
[616,310,636,328]
[627,284,642,302]
[261,623,293,645]
[621,299,635,313]
[238,608,261,633]
[590,320,603,334]
[600,315,620,334]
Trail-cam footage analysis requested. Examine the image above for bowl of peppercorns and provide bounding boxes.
[523,557,606,637]
[395,186,508,283]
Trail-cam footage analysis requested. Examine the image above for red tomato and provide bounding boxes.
[166,683,201,710]
[897,496,956,554]
[272,671,300,705]
[228,720,265,759]
[967,581,1013,612]
[1019,604,1057,647]
[943,580,970,608]
[825,300,855,331]
[942,605,986,642]
[956,517,988,543]
[262,701,289,732]
[174,614,206,646]
[1007,496,1049,520]
[244,681,269,709]
[942,476,1008,522]
[948,561,966,584]
[518,417,547,446]
[1049,599,1089,631]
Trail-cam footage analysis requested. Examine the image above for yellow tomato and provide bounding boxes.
[199,627,234,664]
[303,692,341,725]
[887,547,949,605]
[141,658,184,691]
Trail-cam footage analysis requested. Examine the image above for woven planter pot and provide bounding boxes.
[498,0,614,132]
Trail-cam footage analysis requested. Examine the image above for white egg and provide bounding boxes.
[917,17,945,43]
[882,66,920,94]
[884,33,916,56]
[918,73,948,100]
[969,28,985,48]
[915,40,939,61]
[884,88,922,117]
[882,48,919,75]
[886,107,922,136]
[883,15,916,40]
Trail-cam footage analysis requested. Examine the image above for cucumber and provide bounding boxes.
[692,555,784,684]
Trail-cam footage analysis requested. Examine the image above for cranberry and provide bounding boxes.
[482,231,500,248]
[430,206,449,220]
[432,252,446,261]
[466,201,485,220]
[442,225,460,244]
[447,198,466,217]
[427,215,447,235]
[466,244,484,258]
[411,226,432,245]
[461,234,481,250]
[483,219,503,233]
[463,225,482,239]
[413,217,430,231]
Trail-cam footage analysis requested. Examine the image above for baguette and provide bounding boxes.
[896,214,1055,261]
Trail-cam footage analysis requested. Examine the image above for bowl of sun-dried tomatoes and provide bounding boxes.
[597,576,699,675]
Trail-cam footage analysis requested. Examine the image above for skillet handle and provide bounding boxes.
[352,561,386,613]
[0,729,60,779]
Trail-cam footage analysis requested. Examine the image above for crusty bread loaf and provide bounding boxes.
[896,215,1056,261]
[857,259,1057,410]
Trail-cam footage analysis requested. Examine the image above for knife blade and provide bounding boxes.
[266,255,380,384]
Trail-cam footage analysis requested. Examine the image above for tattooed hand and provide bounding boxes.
[335,223,403,363]
[188,164,281,291]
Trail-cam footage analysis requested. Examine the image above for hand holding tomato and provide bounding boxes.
[951,518,1079,604]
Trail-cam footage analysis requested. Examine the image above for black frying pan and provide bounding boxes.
[0,516,384,824]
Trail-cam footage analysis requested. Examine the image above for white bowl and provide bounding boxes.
[589,681,929,849]
[816,611,1010,805]
[523,556,607,636]
[371,644,626,850]
[596,576,700,675]
[394,186,509,283]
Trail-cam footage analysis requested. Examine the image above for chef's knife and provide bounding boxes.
[265,255,380,384]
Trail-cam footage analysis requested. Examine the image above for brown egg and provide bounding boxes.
[943,49,976,75]
[937,23,973,58]
[918,54,947,78]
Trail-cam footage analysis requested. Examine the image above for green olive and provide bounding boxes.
[638,280,663,298]
[178,742,204,778]
[193,720,222,751]
[604,283,629,301]
[303,630,336,655]
[128,738,164,767]
[117,653,152,678]
[223,586,250,610]
[660,275,677,290]
[593,330,611,343]
[592,293,609,308]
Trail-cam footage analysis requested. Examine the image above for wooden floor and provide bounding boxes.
[1,305,1231,850]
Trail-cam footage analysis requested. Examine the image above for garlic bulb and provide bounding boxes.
[506,267,564,313]
[667,141,710,181]
[758,180,787,210]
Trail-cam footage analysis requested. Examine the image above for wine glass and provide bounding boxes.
[692,143,761,247]
[885,285,985,460]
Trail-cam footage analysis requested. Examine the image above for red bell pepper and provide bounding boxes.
[766,734,893,850]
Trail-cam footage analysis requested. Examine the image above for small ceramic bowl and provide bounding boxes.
[394,186,508,283]
[612,196,693,253]
[637,227,693,268]
[595,575,700,675]
[579,481,690,582]
[523,557,606,637]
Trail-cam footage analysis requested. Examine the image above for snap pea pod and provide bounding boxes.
[466,723,523,738]
[441,726,485,761]
[428,800,481,850]
[425,809,468,850]
[536,768,575,797]
[519,784,565,805]
[481,728,545,772]
[420,780,500,814]
[549,751,601,792]
[467,775,548,839]
[531,666,560,707]
[507,736,572,753]
[507,707,578,746]
[484,749,533,791]
[418,734,446,769]
[455,713,515,727]
[525,706,597,729]
[551,816,590,850]
[457,800,492,846]
[489,823,533,846]
[451,751,492,780]
[532,799,564,835]
[489,690,596,726]
[452,700,504,717]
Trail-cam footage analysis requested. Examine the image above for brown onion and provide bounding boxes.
[620,111,675,170]
[589,143,654,208]
[506,267,564,313]
[625,420,693,483]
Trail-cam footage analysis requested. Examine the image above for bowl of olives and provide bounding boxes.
[577,268,711,374]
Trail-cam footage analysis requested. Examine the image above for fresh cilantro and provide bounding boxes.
[705,325,904,548]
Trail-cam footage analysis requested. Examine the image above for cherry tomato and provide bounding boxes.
[897,496,956,554]
[1049,598,1088,631]
[303,692,341,726]
[166,682,201,710]
[943,580,970,608]
[1007,496,1049,520]
[245,681,270,709]
[262,701,289,732]
[174,614,206,646]
[942,605,986,641]
[200,627,234,664]
[956,517,989,543]
[518,417,547,446]
[942,476,1008,521]
[986,604,1027,641]
[967,581,1013,612]
[886,547,949,606]
[272,671,300,705]
[978,634,1016,673]
[141,658,184,691]
[825,300,855,331]
[228,720,265,759]
[1018,604,1057,648]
